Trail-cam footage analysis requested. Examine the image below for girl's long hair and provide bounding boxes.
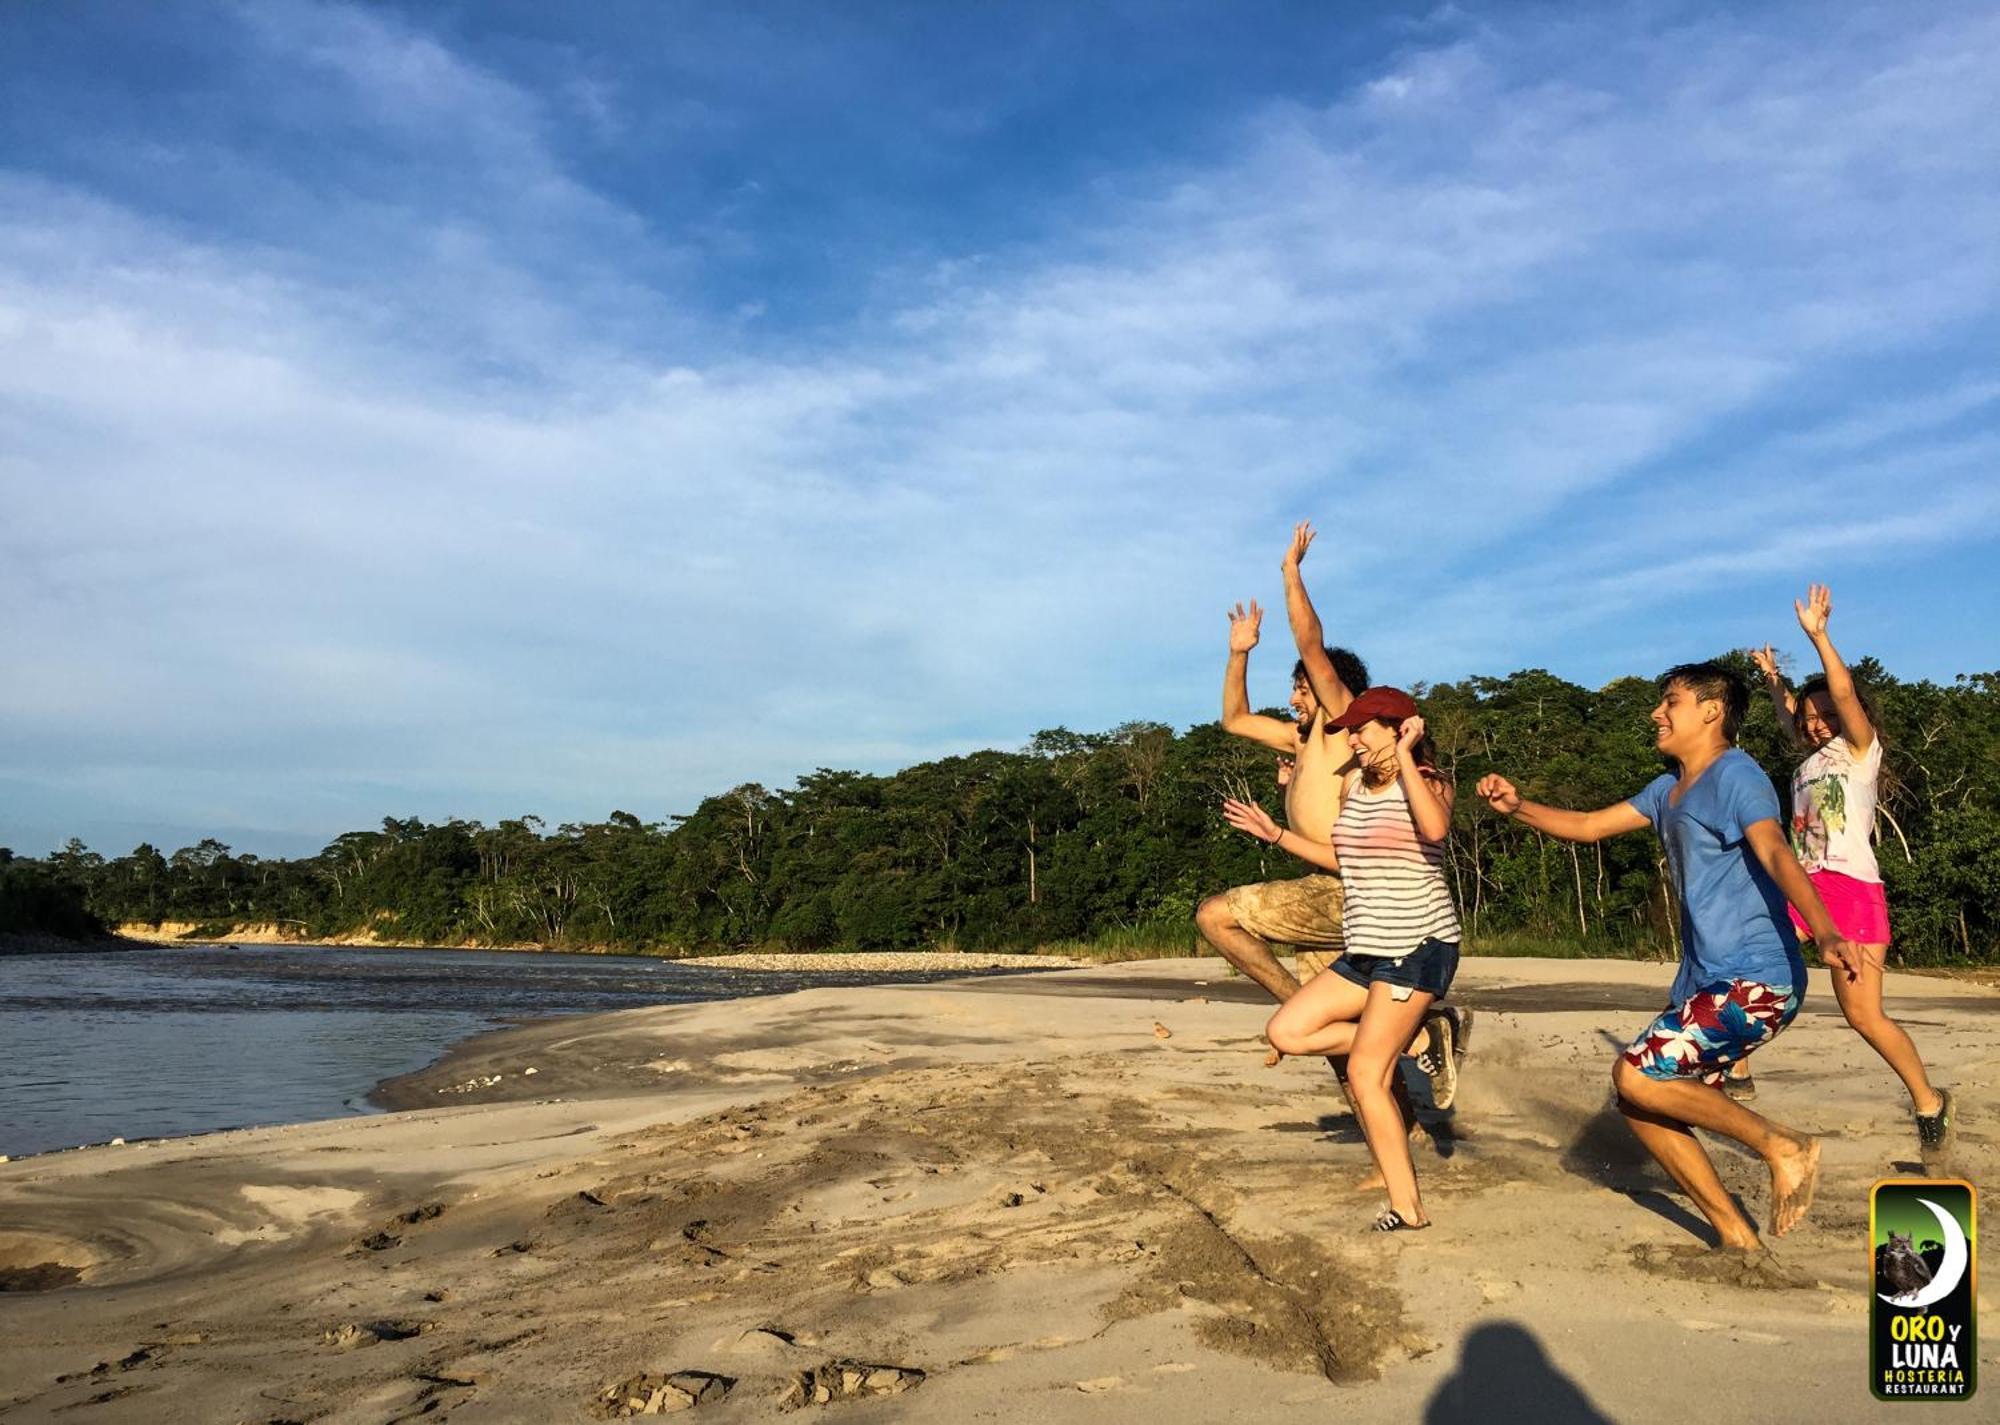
[1361,716,1441,786]
[1798,674,1888,754]
[1797,674,1903,836]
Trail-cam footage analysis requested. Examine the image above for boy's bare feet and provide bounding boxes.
[1263,1046,1283,1068]
[1707,1218,1762,1251]
[1770,1135,1822,1237]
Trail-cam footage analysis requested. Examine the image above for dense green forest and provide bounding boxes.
[0,852,108,941]
[7,658,1997,963]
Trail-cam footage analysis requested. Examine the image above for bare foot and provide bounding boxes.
[1263,1047,1283,1068]
[1355,1165,1386,1191]
[1770,1135,1822,1237]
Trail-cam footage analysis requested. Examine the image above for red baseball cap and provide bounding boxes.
[1327,686,1420,728]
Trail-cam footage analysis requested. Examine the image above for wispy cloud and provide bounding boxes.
[3,0,1998,853]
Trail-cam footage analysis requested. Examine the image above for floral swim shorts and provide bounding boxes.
[1621,978,1801,1087]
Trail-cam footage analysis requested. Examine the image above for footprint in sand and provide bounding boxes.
[1679,1320,1787,1343]
[780,1361,925,1408]
[321,1319,434,1350]
[599,1370,733,1416]
[1629,1243,1808,1290]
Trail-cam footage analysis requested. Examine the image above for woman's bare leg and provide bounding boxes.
[1265,970,1370,1057]
[1347,985,1437,1224]
[1830,943,1942,1114]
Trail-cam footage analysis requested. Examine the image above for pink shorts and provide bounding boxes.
[1789,868,1891,945]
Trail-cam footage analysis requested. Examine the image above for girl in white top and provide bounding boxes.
[1745,583,1950,1164]
[1224,685,1460,1232]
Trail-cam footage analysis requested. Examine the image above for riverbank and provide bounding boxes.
[111,922,1104,966]
[0,943,1084,1161]
[104,922,2000,973]
[3,955,1995,1421]
[0,930,140,957]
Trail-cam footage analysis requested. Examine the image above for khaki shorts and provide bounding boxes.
[1222,874,1346,975]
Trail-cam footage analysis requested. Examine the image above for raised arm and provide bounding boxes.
[1750,643,1801,748]
[1279,522,1356,720]
[1222,797,1342,872]
[1796,583,1874,755]
[1745,818,1859,981]
[1476,775,1649,843]
[1220,601,1298,752]
[1398,717,1455,842]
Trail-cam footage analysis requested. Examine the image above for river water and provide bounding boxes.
[0,944,1031,1159]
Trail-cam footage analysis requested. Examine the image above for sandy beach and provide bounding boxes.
[1,955,1994,1423]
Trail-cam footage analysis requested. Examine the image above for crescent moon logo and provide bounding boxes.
[1878,1197,1969,1310]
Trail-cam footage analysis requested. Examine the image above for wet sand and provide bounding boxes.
[1,956,1994,1422]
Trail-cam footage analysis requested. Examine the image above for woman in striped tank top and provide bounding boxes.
[1232,686,1461,1231]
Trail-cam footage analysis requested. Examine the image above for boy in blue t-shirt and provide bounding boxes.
[1476,661,1860,1252]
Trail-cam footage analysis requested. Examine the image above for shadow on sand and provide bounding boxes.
[1425,1320,1617,1424]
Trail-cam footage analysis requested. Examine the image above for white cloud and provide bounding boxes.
[4,0,2000,850]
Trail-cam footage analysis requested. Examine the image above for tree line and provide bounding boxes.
[6,656,1996,964]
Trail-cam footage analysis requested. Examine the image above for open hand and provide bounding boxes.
[1795,583,1832,640]
[1751,644,1781,682]
[1275,756,1295,788]
[1227,600,1263,654]
[1222,797,1281,844]
[1281,520,1315,572]
[1476,774,1521,815]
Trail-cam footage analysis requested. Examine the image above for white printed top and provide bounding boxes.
[1790,735,1882,883]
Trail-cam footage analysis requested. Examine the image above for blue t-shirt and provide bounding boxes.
[1627,748,1804,1004]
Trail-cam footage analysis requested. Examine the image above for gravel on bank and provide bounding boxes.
[681,950,1084,973]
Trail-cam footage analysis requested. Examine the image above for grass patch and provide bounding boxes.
[1463,930,1674,962]
[1025,922,1206,964]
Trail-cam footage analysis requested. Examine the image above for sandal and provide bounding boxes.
[1372,1209,1431,1232]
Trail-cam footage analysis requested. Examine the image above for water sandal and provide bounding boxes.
[1916,1088,1955,1170]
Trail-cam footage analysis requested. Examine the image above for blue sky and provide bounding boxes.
[3,0,1997,859]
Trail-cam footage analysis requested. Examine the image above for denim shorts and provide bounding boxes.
[1331,937,1459,1001]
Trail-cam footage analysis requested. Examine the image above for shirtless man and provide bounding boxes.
[1192,587,1364,1002]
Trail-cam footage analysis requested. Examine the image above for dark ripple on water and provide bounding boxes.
[0,944,1032,1159]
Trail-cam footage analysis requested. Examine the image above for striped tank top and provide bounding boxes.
[1330,771,1462,959]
